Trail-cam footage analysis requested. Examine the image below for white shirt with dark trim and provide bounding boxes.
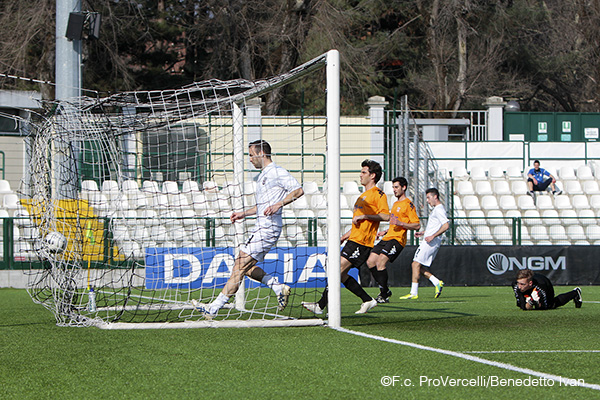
[254,162,301,231]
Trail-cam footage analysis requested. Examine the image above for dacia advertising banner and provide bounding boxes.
[145,247,356,290]
[385,246,600,286]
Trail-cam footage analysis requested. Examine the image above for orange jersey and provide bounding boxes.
[382,197,420,247]
[348,186,390,247]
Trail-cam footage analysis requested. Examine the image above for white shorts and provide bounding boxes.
[413,241,441,267]
[239,228,281,263]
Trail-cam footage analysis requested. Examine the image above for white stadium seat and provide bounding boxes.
[486,210,504,225]
[567,225,585,241]
[467,210,486,220]
[310,194,327,210]
[303,181,320,195]
[517,195,536,210]
[511,181,529,196]
[342,181,361,195]
[102,180,120,199]
[202,180,218,193]
[536,195,554,210]
[475,181,493,196]
[583,180,600,195]
[0,179,13,193]
[493,181,511,196]
[492,225,512,242]
[382,181,393,195]
[590,195,600,210]
[504,209,522,224]
[456,181,475,195]
[462,195,480,210]
[488,166,505,180]
[499,195,518,211]
[82,180,99,192]
[564,180,583,195]
[559,209,578,225]
[578,209,596,225]
[558,166,577,180]
[480,195,499,211]
[470,166,487,181]
[506,166,524,180]
[548,225,567,242]
[522,209,542,226]
[529,225,550,241]
[452,166,469,181]
[122,179,141,194]
[181,180,200,194]
[142,180,161,194]
[577,165,595,181]
[541,209,559,226]
[572,195,591,209]
[586,226,600,241]
[452,195,463,210]
[475,225,494,242]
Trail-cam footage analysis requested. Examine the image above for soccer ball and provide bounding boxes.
[44,231,67,253]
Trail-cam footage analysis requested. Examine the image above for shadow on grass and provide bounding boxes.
[344,305,478,327]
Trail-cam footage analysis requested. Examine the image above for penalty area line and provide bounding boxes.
[333,327,600,391]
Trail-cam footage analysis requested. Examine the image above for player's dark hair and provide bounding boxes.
[516,269,534,281]
[425,187,440,199]
[533,159,540,165]
[392,176,408,188]
[361,159,383,183]
[249,140,272,158]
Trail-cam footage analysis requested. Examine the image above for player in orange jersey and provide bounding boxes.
[302,160,389,315]
[366,177,420,303]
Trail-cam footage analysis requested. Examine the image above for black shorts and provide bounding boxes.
[371,239,404,263]
[341,241,372,268]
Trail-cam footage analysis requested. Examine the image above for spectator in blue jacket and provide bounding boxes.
[527,160,562,202]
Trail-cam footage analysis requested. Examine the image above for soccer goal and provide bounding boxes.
[21,50,341,328]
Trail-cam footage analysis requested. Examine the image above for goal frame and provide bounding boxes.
[36,49,342,329]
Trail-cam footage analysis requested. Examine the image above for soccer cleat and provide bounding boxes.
[191,299,217,320]
[355,299,377,314]
[376,289,392,303]
[301,301,323,315]
[434,280,445,298]
[399,293,418,300]
[277,285,291,311]
[574,287,582,308]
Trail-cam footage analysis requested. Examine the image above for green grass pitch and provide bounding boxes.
[1,285,599,399]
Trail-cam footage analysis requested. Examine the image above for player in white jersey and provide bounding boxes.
[195,140,304,319]
[399,188,449,300]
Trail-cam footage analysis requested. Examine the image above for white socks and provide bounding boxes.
[410,282,419,296]
[429,275,440,286]
[209,292,230,314]
[262,274,283,296]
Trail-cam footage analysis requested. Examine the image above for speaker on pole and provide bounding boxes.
[65,12,85,41]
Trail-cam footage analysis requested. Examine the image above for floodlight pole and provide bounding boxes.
[326,50,341,329]
[56,0,82,101]
[54,0,82,200]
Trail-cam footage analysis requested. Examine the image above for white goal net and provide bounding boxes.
[21,50,341,328]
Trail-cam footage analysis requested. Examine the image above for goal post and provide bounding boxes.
[21,49,342,329]
[325,50,341,329]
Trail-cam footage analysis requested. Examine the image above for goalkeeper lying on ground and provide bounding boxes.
[513,268,582,310]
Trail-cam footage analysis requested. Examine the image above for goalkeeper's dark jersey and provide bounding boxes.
[512,273,555,310]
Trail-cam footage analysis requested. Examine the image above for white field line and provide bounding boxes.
[466,350,600,354]
[333,326,600,391]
